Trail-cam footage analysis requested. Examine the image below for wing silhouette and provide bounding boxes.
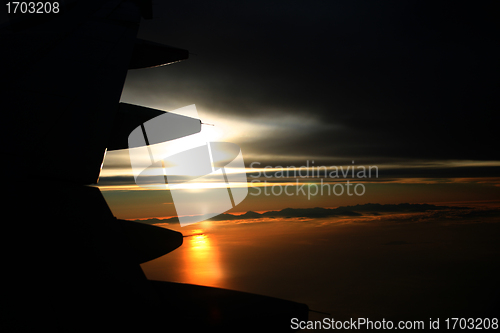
[1,1,308,331]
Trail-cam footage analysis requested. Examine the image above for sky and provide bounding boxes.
[125,0,497,163]
[96,0,500,325]
[98,0,499,220]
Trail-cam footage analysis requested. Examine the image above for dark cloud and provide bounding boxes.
[133,217,180,225]
[377,207,500,224]
[129,203,495,225]
[126,0,498,163]
[454,208,500,219]
[128,207,360,225]
[246,163,500,181]
[98,166,500,189]
[340,202,464,212]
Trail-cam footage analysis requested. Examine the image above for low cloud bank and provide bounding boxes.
[130,203,498,225]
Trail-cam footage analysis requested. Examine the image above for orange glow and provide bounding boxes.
[181,231,224,287]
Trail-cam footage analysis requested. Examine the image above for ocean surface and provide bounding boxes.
[139,206,500,329]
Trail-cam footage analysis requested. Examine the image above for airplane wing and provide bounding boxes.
[1,0,187,185]
[1,1,308,331]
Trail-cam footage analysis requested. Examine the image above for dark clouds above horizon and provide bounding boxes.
[130,202,500,225]
[122,1,498,164]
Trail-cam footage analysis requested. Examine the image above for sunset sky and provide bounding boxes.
[97,0,498,219]
[96,0,498,324]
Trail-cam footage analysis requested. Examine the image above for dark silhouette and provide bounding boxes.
[1,1,308,331]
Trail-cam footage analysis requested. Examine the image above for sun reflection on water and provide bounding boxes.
[182,230,223,286]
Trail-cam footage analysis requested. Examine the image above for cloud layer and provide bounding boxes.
[131,203,500,225]
[123,1,498,164]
